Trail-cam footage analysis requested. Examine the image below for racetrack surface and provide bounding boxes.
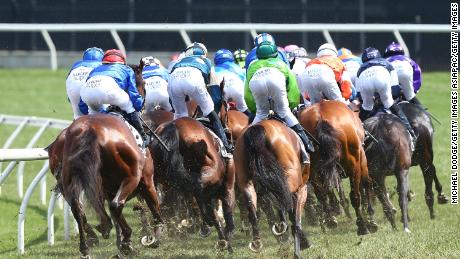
[0,70,458,258]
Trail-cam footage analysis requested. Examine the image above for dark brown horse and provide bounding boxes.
[47,114,163,258]
[234,119,311,259]
[298,100,372,235]
[151,117,236,251]
[363,113,412,232]
[399,102,449,218]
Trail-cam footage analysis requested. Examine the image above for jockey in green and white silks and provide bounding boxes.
[244,41,315,153]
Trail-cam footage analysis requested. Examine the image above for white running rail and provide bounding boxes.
[0,23,452,71]
[0,114,74,254]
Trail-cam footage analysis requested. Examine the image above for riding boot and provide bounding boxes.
[291,124,315,153]
[207,110,234,153]
[389,104,417,145]
[409,96,427,110]
[359,107,373,122]
[243,109,255,124]
[126,111,150,148]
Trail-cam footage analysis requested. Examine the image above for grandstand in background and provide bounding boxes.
[0,0,449,70]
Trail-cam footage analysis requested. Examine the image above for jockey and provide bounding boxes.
[284,45,311,85]
[214,49,253,118]
[245,33,289,69]
[233,49,247,69]
[384,42,424,108]
[169,42,233,153]
[140,56,172,112]
[300,43,353,105]
[80,49,150,147]
[356,47,416,142]
[244,41,314,153]
[337,47,362,85]
[66,47,103,119]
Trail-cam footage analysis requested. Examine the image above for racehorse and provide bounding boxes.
[399,102,449,218]
[151,117,236,251]
[363,113,412,232]
[298,100,372,235]
[47,114,163,258]
[46,62,163,258]
[234,119,311,259]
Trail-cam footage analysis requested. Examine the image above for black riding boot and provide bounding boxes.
[243,109,255,124]
[359,107,373,122]
[389,104,417,141]
[409,96,427,110]
[126,111,150,148]
[291,124,315,153]
[207,110,234,153]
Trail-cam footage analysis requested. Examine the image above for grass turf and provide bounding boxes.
[0,70,458,258]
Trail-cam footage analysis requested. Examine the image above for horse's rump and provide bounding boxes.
[242,123,294,211]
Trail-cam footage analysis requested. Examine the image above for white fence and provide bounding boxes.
[0,114,76,254]
[0,23,452,71]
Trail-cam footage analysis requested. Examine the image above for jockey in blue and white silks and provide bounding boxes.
[169,42,233,153]
[356,47,416,145]
[141,56,172,112]
[245,33,289,70]
[66,47,103,119]
[80,49,150,147]
[214,49,252,117]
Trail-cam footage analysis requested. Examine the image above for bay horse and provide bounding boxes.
[47,114,163,258]
[234,119,311,259]
[399,102,449,218]
[298,100,372,235]
[151,117,236,251]
[363,113,412,232]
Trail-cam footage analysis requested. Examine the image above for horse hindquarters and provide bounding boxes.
[61,128,111,257]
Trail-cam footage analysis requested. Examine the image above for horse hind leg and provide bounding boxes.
[421,162,436,219]
[138,183,164,248]
[243,182,263,253]
[374,176,397,229]
[396,169,411,233]
[428,163,449,204]
[109,175,141,256]
[289,186,311,259]
[67,197,91,258]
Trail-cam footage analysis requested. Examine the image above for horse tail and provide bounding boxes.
[244,125,293,212]
[316,120,342,190]
[152,123,191,190]
[63,127,105,222]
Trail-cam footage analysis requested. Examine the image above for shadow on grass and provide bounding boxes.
[0,196,61,255]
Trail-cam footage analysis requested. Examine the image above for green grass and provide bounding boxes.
[0,70,458,258]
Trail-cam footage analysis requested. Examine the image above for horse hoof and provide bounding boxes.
[272,222,288,236]
[110,254,123,259]
[326,217,338,229]
[367,221,378,233]
[438,193,449,204]
[140,235,159,248]
[120,242,134,255]
[404,228,411,234]
[86,237,99,247]
[248,240,263,253]
[95,224,110,239]
[430,213,436,220]
[80,254,92,259]
[215,240,229,251]
[300,239,312,250]
[199,226,211,238]
[357,227,370,236]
